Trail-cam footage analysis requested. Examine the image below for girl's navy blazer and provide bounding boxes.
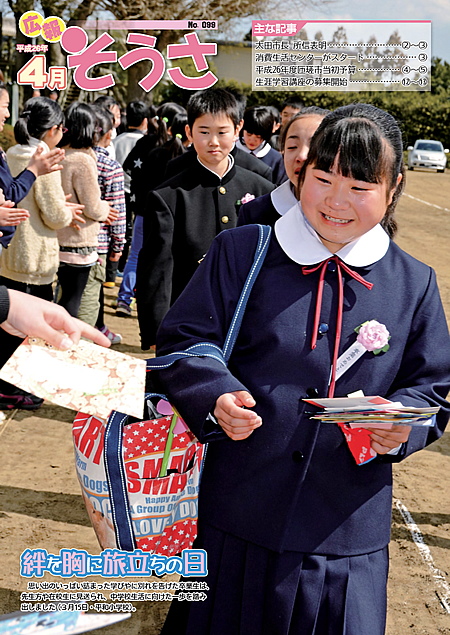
[156,225,450,556]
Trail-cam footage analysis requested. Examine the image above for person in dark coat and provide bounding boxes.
[135,88,274,350]
[164,141,273,182]
[155,104,450,635]
[236,105,287,185]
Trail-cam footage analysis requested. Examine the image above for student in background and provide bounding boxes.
[238,106,329,227]
[111,101,149,283]
[2,97,77,300]
[77,106,125,343]
[280,97,304,126]
[124,101,186,187]
[116,112,189,318]
[236,105,287,185]
[93,95,121,159]
[135,88,274,350]
[57,102,116,318]
[268,104,282,150]
[165,96,272,183]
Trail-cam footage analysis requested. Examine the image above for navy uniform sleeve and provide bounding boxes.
[136,190,175,350]
[0,152,36,246]
[382,267,450,461]
[271,152,288,186]
[155,227,260,442]
[237,193,280,227]
[0,152,35,204]
[0,286,9,323]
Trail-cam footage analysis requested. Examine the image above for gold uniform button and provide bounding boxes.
[219,186,226,194]
[221,216,229,224]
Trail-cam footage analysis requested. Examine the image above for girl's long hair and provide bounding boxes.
[15,97,64,145]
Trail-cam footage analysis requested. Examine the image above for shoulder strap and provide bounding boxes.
[104,225,271,552]
[223,224,271,363]
[147,224,272,370]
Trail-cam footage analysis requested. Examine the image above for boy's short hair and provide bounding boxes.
[126,101,149,128]
[242,106,274,143]
[94,95,119,110]
[280,98,304,112]
[187,88,241,130]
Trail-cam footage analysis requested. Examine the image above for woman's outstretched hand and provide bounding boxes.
[214,391,262,441]
[1,290,111,350]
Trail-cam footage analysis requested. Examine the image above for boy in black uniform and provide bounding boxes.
[136,88,274,350]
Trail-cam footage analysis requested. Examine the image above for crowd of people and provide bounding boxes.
[0,85,449,635]
[0,88,303,409]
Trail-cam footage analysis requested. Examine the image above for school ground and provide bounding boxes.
[0,168,449,634]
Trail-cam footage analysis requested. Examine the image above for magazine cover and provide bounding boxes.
[0,4,449,635]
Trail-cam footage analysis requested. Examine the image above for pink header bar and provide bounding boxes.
[76,19,218,30]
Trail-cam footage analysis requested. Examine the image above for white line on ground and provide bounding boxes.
[395,498,450,614]
[404,193,450,212]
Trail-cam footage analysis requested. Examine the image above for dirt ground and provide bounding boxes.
[0,168,450,634]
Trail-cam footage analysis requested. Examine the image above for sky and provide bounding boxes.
[283,0,450,63]
[237,0,450,63]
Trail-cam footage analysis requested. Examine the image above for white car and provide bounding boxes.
[407,140,449,173]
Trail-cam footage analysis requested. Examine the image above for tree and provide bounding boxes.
[431,57,450,95]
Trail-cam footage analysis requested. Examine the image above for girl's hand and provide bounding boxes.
[27,146,65,177]
[0,188,5,205]
[0,201,30,226]
[105,204,119,225]
[366,424,412,454]
[65,195,86,231]
[214,391,262,441]
[109,251,122,262]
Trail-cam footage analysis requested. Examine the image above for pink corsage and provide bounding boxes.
[240,193,255,205]
[355,320,390,355]
[335,320,390,381]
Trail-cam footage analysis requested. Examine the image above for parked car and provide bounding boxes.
[407,140,449,173]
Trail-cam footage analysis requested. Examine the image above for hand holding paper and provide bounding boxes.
[366,424,412,454]
[1,289,110,349]
[0,336,145,419]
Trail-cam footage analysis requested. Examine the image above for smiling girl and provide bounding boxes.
[156,104,450,635]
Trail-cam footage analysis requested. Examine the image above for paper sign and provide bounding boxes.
[0,337,146,419]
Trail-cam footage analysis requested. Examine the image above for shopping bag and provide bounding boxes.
[73,224,272,554]
[73,399,205,554]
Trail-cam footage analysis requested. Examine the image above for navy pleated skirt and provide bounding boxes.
[161,522,389,635]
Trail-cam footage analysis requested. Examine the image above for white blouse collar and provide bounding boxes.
[236,138,271,158]
[274,203,390,266]
[270,180,297,216]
